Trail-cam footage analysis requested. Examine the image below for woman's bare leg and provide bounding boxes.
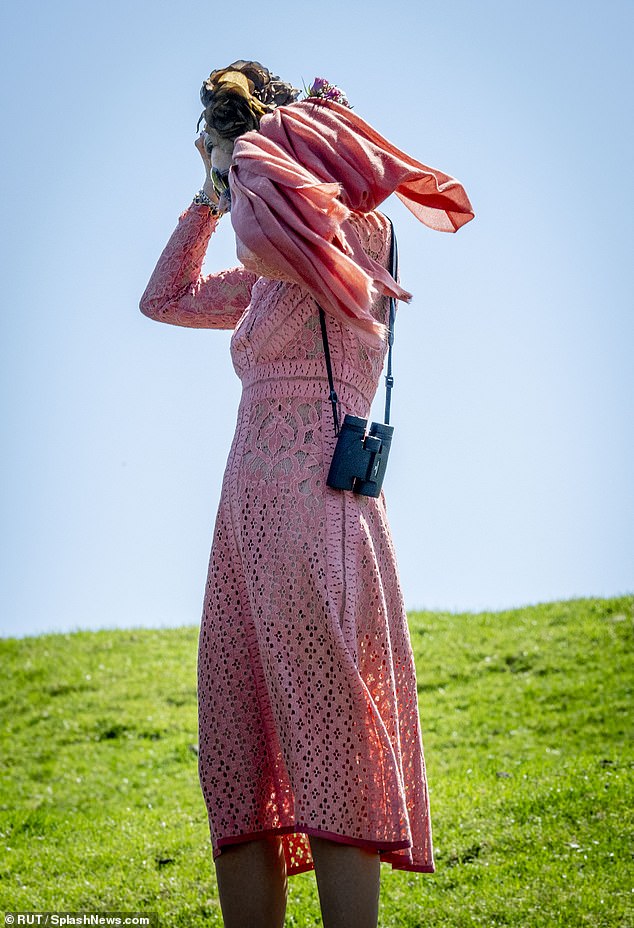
[309,835,381,928]
[214,835,288,928]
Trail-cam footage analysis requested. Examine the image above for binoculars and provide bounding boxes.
[326,415,394,498]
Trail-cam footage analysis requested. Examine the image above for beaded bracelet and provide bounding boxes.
[192,188,220,215]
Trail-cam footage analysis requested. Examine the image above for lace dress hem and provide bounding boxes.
[213,826,436,874]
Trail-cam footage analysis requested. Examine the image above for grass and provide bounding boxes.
[0,594,632,926]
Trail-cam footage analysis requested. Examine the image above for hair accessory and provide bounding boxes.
[197,60,300,144]
[304,77,351,108]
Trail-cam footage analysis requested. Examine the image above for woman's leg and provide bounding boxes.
[309,835,381,928]
[213,835,288,928]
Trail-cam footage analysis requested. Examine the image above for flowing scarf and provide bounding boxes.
[229,99,474,345]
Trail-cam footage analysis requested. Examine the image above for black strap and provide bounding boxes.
[318,304,341,435]
[384,217,398,426]
[318,216,398,434]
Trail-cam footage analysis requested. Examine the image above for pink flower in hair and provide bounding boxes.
[305,77,351,108]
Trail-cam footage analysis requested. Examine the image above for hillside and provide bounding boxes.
[1,595,632,926]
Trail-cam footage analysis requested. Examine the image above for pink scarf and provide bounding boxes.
[230,99,474,344]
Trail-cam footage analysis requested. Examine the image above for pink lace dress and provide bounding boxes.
[140,203,435,876]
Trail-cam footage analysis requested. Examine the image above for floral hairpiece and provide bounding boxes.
[304,77,351,108]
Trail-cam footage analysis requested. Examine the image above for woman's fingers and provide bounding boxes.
[195,133,212,169]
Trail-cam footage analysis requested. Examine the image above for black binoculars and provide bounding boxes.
[326,415,394,498]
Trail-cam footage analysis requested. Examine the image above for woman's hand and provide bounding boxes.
[195,133,219,204]
[195,132,213,174]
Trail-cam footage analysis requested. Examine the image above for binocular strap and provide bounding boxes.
[318,215,398,436]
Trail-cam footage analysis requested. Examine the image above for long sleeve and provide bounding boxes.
[139,203,258,329]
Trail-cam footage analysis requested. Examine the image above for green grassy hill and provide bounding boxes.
[1,595,632,927]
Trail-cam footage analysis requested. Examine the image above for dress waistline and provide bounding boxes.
[238,360,378,407]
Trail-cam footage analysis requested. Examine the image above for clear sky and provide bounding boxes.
[1,0,632,638]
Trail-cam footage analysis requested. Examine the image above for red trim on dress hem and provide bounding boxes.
[393,862,436,872]
[214,825,435,873]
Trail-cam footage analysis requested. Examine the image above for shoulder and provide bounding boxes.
[347,210,391,268]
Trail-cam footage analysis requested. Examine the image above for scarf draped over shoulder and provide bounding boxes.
[229,99,474,345]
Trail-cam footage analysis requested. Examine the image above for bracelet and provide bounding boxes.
[193,188,220,215]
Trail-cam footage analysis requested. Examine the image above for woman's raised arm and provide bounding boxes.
[139,203,257,329]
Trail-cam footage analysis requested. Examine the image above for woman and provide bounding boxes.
[140,61,473,928]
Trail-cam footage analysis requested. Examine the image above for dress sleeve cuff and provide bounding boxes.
[178,201,222,224]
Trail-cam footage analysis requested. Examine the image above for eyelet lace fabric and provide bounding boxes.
[140,204,435,875]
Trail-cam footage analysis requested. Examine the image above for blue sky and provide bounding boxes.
[1,0,632,637]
